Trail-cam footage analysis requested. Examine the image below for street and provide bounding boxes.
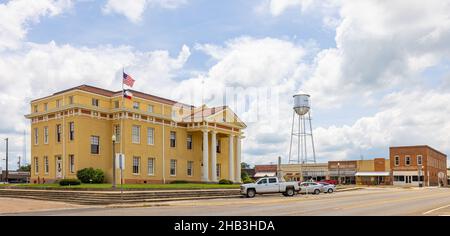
[3,187,450,216]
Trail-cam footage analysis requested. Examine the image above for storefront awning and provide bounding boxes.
[355,172,390,177]
[254,172,277,178]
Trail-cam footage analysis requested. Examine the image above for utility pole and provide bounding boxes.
[5,138,9,183]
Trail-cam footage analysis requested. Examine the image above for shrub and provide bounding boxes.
[59,179,81,186]
[76,168,105,184]
[243,179,255,184]
[219,179,233,185]
[170,180,189,184]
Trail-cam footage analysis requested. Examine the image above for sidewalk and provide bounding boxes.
[0,197,85,214]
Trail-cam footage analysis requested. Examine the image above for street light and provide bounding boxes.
[4,138,8,183]
[337,162,341,185]
[112,134,116,189]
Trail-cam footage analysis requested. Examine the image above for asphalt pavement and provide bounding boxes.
[3,187,450,216]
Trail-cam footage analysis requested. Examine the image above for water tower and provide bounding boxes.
[288,94,316,164]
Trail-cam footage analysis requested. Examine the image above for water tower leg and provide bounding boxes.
[308,112,317,163]
[288,111,295,164]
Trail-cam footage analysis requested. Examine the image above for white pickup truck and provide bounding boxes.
[240,177,300,198]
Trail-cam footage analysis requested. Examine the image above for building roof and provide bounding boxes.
[31,84,194,107]
[389,145,447,157]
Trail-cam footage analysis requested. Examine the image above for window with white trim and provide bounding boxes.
[56,99,61,108]
[69,96,74,105]
[91,136,100,154]
[147,128,154,145]
[170,131,176,147]
[170,159,177,176]
[34,105,38,113]
[34,128,38,145]
[56,124,62,143]
[44,156,49,174]
[217,163,221,178]
[114,125,121,143]
[405,156,411,166]
[186,134,192,150]
[394,156,400,166]
[148,105,154,113]
[44,127,48,144]
[69,122,75,141]
[148,158,155,176]
[34,157,39,174]
[187,161,193,176]
[132,156,140,174]
[44,103,48,111]
[133,102,140,110]
[216,139,221,153]
[417,155,423,165]
[92,98,99,107]
[69,155,75,173]
[132,125,141,143]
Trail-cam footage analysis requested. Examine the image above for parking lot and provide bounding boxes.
[4,187,450,216]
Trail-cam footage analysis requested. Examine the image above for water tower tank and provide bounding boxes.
[293,94,310,115]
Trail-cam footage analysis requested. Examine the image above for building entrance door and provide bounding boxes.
[405,176,411,184]
[56,156,63,179]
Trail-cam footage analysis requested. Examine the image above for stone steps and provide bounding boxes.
[0,189,241,205]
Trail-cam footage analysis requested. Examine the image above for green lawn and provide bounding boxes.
[2,183,240,190]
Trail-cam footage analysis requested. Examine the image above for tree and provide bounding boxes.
[18,164,31,172]
[241,162,251,169]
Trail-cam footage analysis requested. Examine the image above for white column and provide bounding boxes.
[228,134,235,182]
[211,131,217,182]
[202,130,209,182]
[236,136,241,183]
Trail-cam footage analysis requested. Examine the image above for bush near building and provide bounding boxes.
[59,179,81,186]
[241,172,254,183]
[219,179,234,184]
[76,168,105,184]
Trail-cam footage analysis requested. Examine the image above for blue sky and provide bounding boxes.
[0,0,450,170]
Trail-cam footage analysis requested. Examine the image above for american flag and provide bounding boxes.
[123,72,135,87]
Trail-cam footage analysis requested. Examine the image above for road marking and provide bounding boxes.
[423,204,450,215]
[340,190,450,211]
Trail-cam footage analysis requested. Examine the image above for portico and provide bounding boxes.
[191,127,243,183]
[184,106,246,183]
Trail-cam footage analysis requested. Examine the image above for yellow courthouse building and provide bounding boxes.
[25,85,246,184]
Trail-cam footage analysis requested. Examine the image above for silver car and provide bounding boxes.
[318,182,336,193]
[298,182,323,195]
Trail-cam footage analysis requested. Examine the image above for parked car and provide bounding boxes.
[298,182,323,194]
[318,179,338,185]
[240,177,300,198]
[318,182,336,193]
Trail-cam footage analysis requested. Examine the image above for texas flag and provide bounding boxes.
[123,90,133,100]
[123,72,135,87]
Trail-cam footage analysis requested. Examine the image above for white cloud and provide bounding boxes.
[0,0,73,50]
[256,0,338,17]
[102,0,187,23]
[181,37,309,165]
[314,89,450,161]
[302,0,450,107]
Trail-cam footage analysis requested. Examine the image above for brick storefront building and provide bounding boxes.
[390,146,447,187]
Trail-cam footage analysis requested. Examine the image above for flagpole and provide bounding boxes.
[120,67,125,188]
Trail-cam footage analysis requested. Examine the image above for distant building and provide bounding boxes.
[355,158,391,185]
[280,163,328,181]
[390,145,447,187]
[328,161,357,184]
[0,171,30,183]
[254,165,277,179]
